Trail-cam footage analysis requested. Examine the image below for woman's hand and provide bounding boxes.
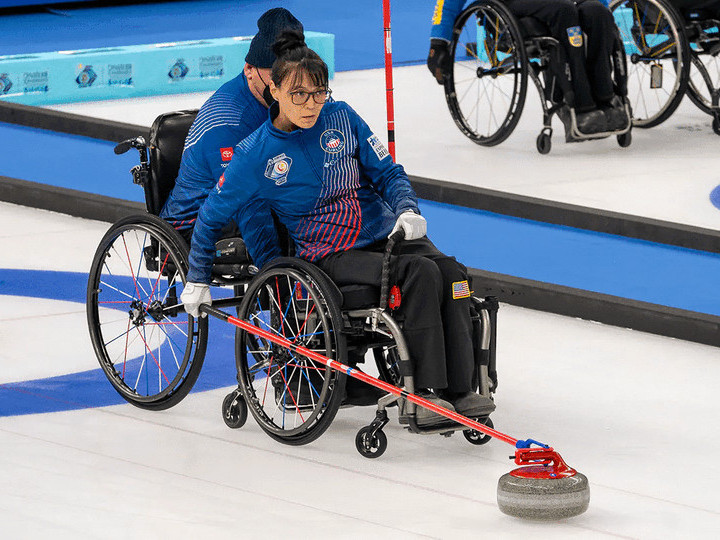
[390,210,427,240]
[180,282,212,318]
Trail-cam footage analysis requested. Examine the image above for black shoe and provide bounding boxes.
[558,106,607,140]
[399,390,456,427]
[341,375,386,407]
[443,391,496,418]
[427,38,451,85]
[575,108,607,135]
[600,96,630,131]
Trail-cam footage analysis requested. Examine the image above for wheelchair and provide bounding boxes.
[443,0,633,154]
[86,110,500,457]
[609,0,720,133]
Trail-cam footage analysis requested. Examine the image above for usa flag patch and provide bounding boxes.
[452,280,471,299]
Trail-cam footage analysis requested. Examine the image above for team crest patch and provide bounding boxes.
[367,134,390,161]
[451,280,471,300]
[264,153,292,185]
[320,129,346,153]
[567,26,583,48]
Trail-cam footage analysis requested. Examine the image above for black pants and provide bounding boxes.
[506,0,616,110]
[317,237,475,393]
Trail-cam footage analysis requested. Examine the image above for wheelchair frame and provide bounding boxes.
[443,0,633,154]
[86,110,501,457]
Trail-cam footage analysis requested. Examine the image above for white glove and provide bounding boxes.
[180,282,211,318]
[390,210,427,240]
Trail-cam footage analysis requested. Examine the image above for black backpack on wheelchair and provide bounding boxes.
[86,110,499,456]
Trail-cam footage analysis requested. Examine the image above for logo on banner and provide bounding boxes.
[22,71,49,93]
[108,63,133,87]
[567,26,583,48]
[168,59,189,80]
[320,129,346,153]
[0,73,12,95]
[76,65,97,88]
[220,147,234,161]
[265,153,293,185]
[199,55,224,78]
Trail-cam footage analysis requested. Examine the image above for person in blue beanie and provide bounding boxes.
[181,29,496,426]
[427,0,625,135]
[160,7,303,242]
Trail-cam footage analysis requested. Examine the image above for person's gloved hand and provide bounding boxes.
[180,282,211,318]
[390,210,427,240]
[427,38,451,84]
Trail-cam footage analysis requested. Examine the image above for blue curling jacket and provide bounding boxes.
[160,73,267,230]
[187,100,419,284]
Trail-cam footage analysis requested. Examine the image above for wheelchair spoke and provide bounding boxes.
[613,0,688,126]
[446,1,525,144]
[236,265,344,442]
[133,231,154,300]
[134,325,171,385]
[89,217,206,407]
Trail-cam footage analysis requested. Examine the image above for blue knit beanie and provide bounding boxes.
[245,8,304,68]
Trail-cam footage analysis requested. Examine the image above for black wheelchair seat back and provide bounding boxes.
[146,109,198,216]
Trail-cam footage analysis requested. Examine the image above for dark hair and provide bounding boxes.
[271,29,328,89]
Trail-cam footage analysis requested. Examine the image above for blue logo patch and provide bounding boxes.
[264,153,292,185]
[320,129,346,153]
[75,65,97,88]
[0,73,12,95]
[567,26,583,48]
[168,60,189,80]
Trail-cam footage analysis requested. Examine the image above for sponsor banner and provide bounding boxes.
[0,31,333,105]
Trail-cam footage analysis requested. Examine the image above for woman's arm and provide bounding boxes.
[348,105,419,216]
[187,151,282,283]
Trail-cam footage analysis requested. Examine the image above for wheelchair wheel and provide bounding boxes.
[235,258,346,446]
[687,52,720,116]
[610,0,691,128]
[445,0,528,146]
[87,214,208,410]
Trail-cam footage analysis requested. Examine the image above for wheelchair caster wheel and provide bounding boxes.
[463,417,494,446]
[617,132,632,148]
[713,117,720,135]
[222,390,247,429]
[355,426,388,458]
[536,133,551,154]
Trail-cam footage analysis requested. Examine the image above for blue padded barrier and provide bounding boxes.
[0,31,334,106]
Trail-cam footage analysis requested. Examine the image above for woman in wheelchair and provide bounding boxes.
[428,0,629,136]
[181,29,495,427]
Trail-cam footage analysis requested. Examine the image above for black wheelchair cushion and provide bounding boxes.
[147,109,198,215]
[339,284,380,310]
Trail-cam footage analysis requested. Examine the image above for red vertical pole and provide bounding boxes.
[382,0,396,161]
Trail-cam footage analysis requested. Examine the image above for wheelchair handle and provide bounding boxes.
[379,229,405,310]
[114,136,146,155]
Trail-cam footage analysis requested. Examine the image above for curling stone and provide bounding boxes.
[497,465,589,520]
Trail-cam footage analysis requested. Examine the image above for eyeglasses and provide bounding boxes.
[289,88,332,105]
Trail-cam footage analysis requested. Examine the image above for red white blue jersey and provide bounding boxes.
[159,73,267,230]
[187,101,419,283]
